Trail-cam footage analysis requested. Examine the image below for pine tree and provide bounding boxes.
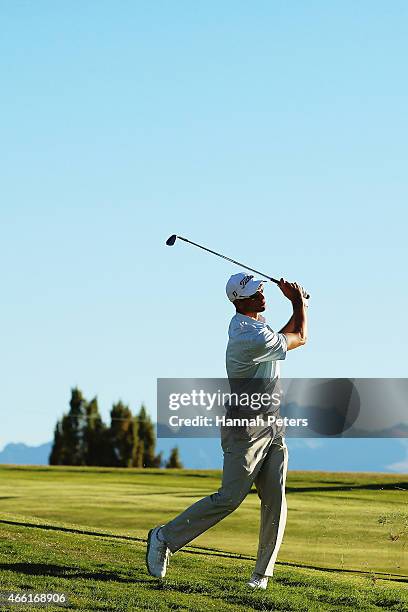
[108,401,137,467]
[135,405,161,467]
[53,388,87,466]
[50,390,163,469]
[130,417,141,467]
[49,420,63,465]
[166,447,183,469]
[84,397,107,466]
[133,436,144,468]
[152,451,163,468]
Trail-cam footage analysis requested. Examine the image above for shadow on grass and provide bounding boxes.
[0,519,143,543]
[0,562,149,585]
[249,482,408,494]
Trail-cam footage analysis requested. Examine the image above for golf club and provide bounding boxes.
[166,234,310,299]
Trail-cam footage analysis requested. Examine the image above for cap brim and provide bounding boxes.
[235,278,264,299]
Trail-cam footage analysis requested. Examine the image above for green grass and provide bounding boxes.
[0,466,407,611]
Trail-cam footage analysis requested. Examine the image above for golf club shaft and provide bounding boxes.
[177,236,279,283]
[168,235,310,299]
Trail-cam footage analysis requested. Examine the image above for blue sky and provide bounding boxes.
[1,2,407,462]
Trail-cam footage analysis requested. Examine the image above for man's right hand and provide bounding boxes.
[278,278,306,303]
[278,278,309,350]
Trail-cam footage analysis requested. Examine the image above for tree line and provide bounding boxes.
[49,387,182,468]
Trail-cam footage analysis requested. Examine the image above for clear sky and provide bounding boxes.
[1,1,407,453]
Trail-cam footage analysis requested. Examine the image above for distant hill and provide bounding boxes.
[0,442,52,465]
[157,437,408,472]
[0,438,406,473]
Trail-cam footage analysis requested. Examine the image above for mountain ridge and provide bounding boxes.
[0,439,406,473]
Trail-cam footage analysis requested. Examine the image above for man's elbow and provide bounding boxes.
[286,332,307,350]
[293,336,307,349]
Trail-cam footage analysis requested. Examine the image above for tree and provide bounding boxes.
[49,420,63,465]
[108,401,137,467]
[166,446,183,469]
[135,405,161,467]
[133,436,144,468]
[50,388,87,466]
[83,397,108,466]
[153,450,163,468]
[49,389,164,469]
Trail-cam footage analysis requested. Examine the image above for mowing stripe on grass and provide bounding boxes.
[1,517,406,584]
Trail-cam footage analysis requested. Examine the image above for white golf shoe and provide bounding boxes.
[247,572,269,590]
[146,526,171,578]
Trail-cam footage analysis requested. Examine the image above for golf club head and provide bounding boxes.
[166,234,177,246]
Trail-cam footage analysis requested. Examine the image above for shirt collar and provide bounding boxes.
[234,312,266,324]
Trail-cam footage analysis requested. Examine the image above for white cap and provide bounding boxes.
[226,273,264,302]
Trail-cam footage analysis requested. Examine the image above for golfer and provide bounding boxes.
[147,273,308,589]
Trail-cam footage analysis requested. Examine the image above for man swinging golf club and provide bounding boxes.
[146,273,308,589]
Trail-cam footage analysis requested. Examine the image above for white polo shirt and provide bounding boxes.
[226,313,287,381]
[225,312,287,417]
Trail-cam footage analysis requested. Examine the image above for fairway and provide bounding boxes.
[0,465,407,611]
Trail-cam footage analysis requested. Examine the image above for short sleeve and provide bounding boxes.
[251,326,287,363]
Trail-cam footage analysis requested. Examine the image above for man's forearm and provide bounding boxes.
[279,299,308,340]
[279,314,296,334]
[292,298,308,342]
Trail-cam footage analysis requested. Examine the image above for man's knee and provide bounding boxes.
[211,488,245,512]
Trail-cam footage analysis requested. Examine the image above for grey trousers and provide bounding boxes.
[161,424,288,577]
